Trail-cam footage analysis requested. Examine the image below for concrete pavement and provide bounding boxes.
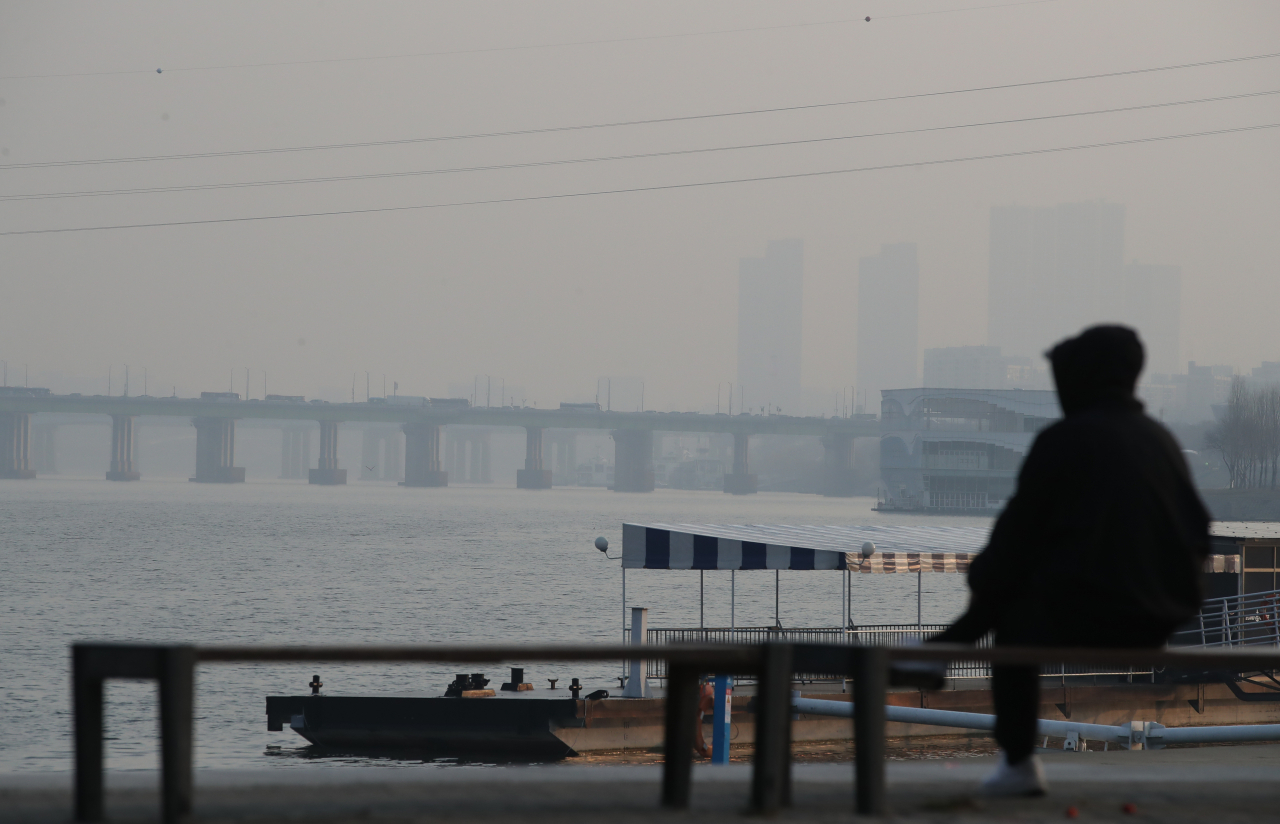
[3,744,1278,823]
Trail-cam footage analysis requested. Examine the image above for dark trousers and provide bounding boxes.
[991,666,1040,763]
[932,610,1041,763]
[932,598,1173,765]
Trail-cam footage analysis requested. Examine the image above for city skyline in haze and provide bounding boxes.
[1,1,1277,414]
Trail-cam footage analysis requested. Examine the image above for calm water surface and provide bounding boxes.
[0,479,990,772]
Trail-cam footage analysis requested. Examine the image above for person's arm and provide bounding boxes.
[967,427,1063,601]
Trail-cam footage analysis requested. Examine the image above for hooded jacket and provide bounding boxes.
[966,326,1211,641]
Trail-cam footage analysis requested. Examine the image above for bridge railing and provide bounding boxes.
[71,641,1280,823]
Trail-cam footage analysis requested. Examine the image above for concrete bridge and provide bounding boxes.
[0,391,877,495]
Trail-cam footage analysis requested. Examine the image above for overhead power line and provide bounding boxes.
[4,90,1274,203]
[2,122,1274,237]
[0,0,1064,82]
[2,50,1277,171]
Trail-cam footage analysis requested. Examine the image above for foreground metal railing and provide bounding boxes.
[71,641,1280,822]
[1171,587,1280,649]
[647,626,1152,681]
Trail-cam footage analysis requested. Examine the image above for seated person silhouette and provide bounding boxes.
[930,325,1210,796]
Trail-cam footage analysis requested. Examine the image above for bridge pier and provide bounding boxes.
[401,423,447,487]
[280,426,310,480]
[612,429,654,492]
[475,432,491,483]
[548,432,577,485]
[309,421,347,484]
[360,427,402,481]
[31,421,57,474]
[821,433,857,497]
[517,426,552,489]
[0,412,35,479]
[191,418,245,483]
[382,429,402,481]
[448,430,491,484]
[360,428,379,481]
[106,415,141,481]
[723,432,758,495]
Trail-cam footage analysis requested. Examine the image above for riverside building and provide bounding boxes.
[877,387,1060,513]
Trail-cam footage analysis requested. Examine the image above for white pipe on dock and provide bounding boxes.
[792,696,1280,749]
[1153,723,1280,745]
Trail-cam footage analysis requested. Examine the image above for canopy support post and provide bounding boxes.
[731,570,735,633]
[616,565,622,675]
[917,569,922,626]
[700,570,704,629]
[775,569,780,628]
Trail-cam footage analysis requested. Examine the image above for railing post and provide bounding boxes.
[751,643,793,813]
[159,646,196,824]
[662,663,700,808]
[73,646,105,822]
[852,646,888,816]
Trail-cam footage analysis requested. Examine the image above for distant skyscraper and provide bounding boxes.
[987,201,1125,358]
[1123,262,1181,376]
[737,239,803,413]
[858,242,919,404]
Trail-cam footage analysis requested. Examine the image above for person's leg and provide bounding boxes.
[992,665,1039,764]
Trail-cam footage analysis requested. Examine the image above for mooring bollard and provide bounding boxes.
[661,663,700,808]
[751,643,794,813]
[852,646,888,816]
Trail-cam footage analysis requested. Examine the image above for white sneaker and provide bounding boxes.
[980,752,1048,797]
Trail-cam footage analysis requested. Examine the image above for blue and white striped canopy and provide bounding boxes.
[621,524,990,573]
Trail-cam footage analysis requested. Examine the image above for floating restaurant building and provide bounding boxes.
[877,387,1061,513]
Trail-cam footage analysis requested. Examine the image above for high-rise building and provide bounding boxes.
[1123,262,1181,376]
[987,201,1126,358]
[737,239,803,414]
[857,242,919,401]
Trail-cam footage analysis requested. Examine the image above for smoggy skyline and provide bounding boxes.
[2,1,1277,410]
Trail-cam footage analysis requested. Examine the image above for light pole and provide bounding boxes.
[595,536,625,675]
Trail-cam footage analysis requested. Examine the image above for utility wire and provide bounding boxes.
[3,50,1277,171]
[5,90,1274,203]
[2,123,1274,237]
[0,0,1065,82]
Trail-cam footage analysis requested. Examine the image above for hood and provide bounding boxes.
[1047,325,1144,416]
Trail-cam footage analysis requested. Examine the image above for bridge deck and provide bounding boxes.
[0,395,879,436]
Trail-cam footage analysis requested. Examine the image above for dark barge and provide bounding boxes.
[267,693,587,759]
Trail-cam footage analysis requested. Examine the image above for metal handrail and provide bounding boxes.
[1170,587,1280,649]
[647,625,1149,681]
[71,641,1280,823]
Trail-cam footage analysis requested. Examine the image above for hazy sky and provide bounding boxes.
[2,0,1277,408]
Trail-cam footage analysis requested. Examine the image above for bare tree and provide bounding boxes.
[1205,378,1280,489]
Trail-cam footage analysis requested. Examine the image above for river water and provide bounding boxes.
[0,479,988,773]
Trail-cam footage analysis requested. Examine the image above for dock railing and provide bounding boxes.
[1170,587,1280,649]
[71,641,1280,823]
[647,625,1155,682]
